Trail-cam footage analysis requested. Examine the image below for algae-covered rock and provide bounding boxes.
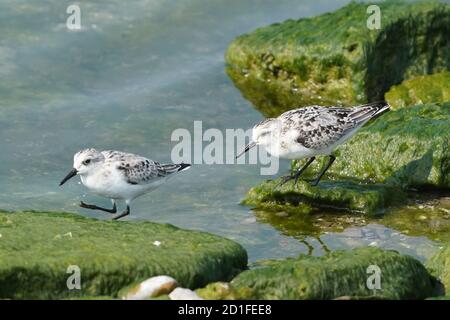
[0,211,247,299]
[226,1,449,117]
[385,72,450,109]
[293,103,450,189]
[226,247,439,300]
[426,245,450,292]
[242,179,405,215]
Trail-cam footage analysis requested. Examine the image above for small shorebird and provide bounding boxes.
[237,101,390,186]
[60,149,191,220]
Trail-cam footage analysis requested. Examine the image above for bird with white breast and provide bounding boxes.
[236,101,390,186]
[59,149,191,220]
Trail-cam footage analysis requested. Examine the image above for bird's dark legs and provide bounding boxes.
[299,239,314,256]
[299,237,330,256]
[80,201,117,214]
[80,199,129,220]
[316,236,330,253]
[309,155,336,186]
[294,156,316,185]
[111,205,130,221]
[278,157,316,187]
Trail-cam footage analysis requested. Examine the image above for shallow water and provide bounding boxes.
[0,0,440,262]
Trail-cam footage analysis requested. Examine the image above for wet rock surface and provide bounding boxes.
[243,179,406,215]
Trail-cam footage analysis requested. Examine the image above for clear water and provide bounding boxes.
[0,0,438,262]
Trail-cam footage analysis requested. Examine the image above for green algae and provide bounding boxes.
[293,103,450,189]
[385,72,450,109]
[0,211,247,299]
[225,1,450,117]
[242,178,406,215]
[198,247,440,300]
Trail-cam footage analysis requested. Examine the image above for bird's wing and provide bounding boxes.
[102,150,183,185]
[282,102,389,150]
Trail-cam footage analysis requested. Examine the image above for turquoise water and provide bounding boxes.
[0,0,438,261]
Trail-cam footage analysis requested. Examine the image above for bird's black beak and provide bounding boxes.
[59,168,78,186]
[236,141,257,159]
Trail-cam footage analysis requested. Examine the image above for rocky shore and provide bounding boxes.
[1,0,449,300]
[1,210,450,300]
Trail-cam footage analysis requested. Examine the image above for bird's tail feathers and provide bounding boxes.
[161,163,191,174]
[176,163,191,172]
[349,101,390,123]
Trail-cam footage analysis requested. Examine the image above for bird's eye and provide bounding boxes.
[83,159,91,165]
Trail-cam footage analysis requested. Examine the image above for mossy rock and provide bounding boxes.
[0,211,247,299]
[225,1,449,117]
[386,72,450,109]
[293,103,450,189]
[242,179,406,215]
[201,247,439,300]
[426,245,450,292]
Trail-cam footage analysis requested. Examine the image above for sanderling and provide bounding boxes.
[237,101,390,186]
[59,149,191,220]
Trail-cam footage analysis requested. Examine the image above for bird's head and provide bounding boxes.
[236,118,281,158]
[60,148,105,186]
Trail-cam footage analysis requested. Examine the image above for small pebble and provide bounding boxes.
[169,288,203,300]
[122,276,178,300]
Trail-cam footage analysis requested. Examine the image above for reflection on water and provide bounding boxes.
[322,224,438,262]
[0,0,437,261]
